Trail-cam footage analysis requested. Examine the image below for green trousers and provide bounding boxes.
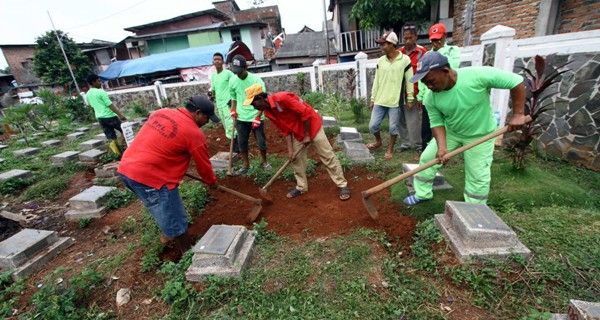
[216,104,235,139]
[414,134,495,204]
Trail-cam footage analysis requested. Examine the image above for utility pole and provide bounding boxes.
[322,0,330,64]
[47,11,82,95]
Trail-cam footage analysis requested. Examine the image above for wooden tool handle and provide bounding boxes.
[261,144,307,190]
[363,116,531,197]
[185,173,261,204]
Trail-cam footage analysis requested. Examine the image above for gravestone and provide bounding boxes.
[75,127,89,132]
[91,123,100,129]
[0,159,4,164]
[66,132,85,140]
[210,152,239,171]
[79,149,106,163]
[435,201,530,262]
[79,139,104,151]
[0,169,32,181]
[14,147,40,157]
[95,133,107,141]
[0,144,7,151]
[65,185,116,220]
[51,151,80,166]
[402,163,453,192]
[186,225,256,281]
[342,141,374,163]
[322,116,337,128]
[0,229,73,279]
[336,127,363,145]
[41,139,62,147]
[568,300,600,320]
[93,162,120,185]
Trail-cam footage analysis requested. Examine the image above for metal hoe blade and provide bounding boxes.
[361,191,379,220]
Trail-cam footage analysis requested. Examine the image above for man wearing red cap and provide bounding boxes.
[368,30,414,160]
[417,22,461,150]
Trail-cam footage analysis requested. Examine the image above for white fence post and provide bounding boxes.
[355,52,368,99]
[480,25,517,127]
[154,81,163,107]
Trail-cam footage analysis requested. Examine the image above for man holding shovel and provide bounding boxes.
[245,84,351,200]
[117,95,219,255]
[403,51,527,206]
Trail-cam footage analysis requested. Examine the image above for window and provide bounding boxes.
[231,29,242,42]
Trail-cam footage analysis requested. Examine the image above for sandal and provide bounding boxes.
[235,166,250,176]
[286,188,305,198]
[384,151,393,160]
[366,142,382,150]
[339,186,351,201]
[403,194,431,206]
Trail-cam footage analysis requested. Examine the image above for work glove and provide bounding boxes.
[230,108,237,119]
[251,116,261,129]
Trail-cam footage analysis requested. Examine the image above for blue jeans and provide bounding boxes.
[119,174,188,238]
[369,105,400,135]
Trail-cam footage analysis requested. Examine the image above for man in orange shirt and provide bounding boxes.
[118,95,218,252]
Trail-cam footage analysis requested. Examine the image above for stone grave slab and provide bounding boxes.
[80,139,104,151]
[65,207,108,220]
[0,144,7,151]
[435,201,530,262]
[550,314,567,320]
[14,147,40,157]
[0,169,32,181]
[69,185,116,211]
[95,133,107,141]
[75,127,89,132]
[402,163,453,192]
[51,151,80,166]
[0,210,38,224]
[0,229,57,269]
[91,123,100,129]
[0,158,4,165]
[66,132,85,140]
[210,152,239,171]
[94,162,119,178]
[16,139,27,144]
[41,139,62,147]
[568,300,600,319]
[337,127,363,144]
[186,225,256,281]
[79,149,106,162]
[322,116,337,128]
[342,141,374,163]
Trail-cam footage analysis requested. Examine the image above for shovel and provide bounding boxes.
[361,116,532,220]
[227,118,237,176]
[185,173,263,223]
[258,144,308,204]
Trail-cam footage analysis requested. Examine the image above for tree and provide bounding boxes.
[32,30,92,88]
[0,66,10,74]
[350,0,430,30]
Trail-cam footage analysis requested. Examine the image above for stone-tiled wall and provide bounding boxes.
[322,69,356,97]
[164,83,210,106]
[365,67,375,100]
[108,89,157,109]
[262,72,311,95]
[513,52,600,170]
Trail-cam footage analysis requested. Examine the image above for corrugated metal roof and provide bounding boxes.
[275,32,336,58]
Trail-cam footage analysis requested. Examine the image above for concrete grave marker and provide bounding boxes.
[91,123,100,129]
[210,152,239,171]
[66,132,85,140]
[322,116,337,128]
[402,163,453,192]
[41,139,62,147]
[342,141,374,163]
[75,127,89,132]
[66,185,116,220]
[0,169,32,181]
[51,151,80,166]
[79,149,106,162]
[435,201,530,262]
[0,159,4,165]
[0,229,73,279]
[79,139,104,151]
[186,225,256,281]
[568,300,600,320]
[0,144,8,151]
[95,133,107,141]
[339,127,362,141]
[13,147,40,157]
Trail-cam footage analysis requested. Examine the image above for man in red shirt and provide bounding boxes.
[244,84,351,200]
[118,95,218,251]
[399,24,428,151]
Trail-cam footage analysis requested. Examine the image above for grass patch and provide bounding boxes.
[22,174,71,201]
[179,181,209,219]
[104,188,135,210]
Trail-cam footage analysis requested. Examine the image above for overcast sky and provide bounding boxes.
[0,0,332,69]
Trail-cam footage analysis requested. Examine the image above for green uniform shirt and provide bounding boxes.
[370,53,414,107]
[86,88,117,119]
[210,69,234,110]
[423,66,523,138]
[417,44,461,102]
[229,72,266,122]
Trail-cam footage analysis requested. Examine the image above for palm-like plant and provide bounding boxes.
[509,55,570,169]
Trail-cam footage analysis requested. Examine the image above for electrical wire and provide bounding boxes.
[63,0,154,30]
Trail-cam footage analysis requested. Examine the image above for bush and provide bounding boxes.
[179,181,209,219]
[0,178,34,195]
[301,92,327,110]
[127,100,150,118]
[105,189,135,210]
[350,97,367,124]
[22,174,70,201]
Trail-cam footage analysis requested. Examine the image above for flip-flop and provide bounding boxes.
[286,188,305,198]
[338,186,351,201]
[384,152,393,160]
[366,143,382,150]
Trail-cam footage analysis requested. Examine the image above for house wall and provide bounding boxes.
[1,47,40,85]
[221,30,232,43]
[557,0,600,33]
[132,15,223,36]
[249,28,264,60]
[147,36,190,55]
[188,31,221,47]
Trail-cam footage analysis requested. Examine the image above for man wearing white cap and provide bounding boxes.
[368,31,414,160]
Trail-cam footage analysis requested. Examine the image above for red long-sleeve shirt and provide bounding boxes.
[118,108,216,189]
[264,92,322,141]
[400,45,428,98]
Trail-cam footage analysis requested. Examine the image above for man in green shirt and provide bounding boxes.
[86,74,127,156]
[417,23,461,151]
[229,55,269,175]
[404,51,527,206]
[210,52,236,145]
[368,31,414,160]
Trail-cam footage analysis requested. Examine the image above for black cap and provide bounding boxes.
[230,54,247,74]
[410,51,449,83]
[186,95,220,123]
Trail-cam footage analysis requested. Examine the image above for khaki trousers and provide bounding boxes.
[291,127,347,192]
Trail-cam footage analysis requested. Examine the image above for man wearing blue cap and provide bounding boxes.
[403,51,527,206]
